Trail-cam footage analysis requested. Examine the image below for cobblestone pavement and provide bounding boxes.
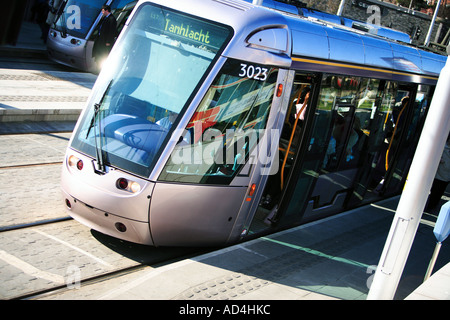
[0,132,196,300]
[0,220,138,299]
[0,133,71,228]
[0,133,70,167]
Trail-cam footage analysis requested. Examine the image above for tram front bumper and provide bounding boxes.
[62,189,154,245]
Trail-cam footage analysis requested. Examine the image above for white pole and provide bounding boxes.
[252,0,263,5]
[425,0,442,47]
[337,0,346,16]
[367,55,450,300]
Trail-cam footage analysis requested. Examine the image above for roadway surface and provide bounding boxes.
[0,131,211,300]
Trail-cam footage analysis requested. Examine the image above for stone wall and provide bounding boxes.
[302,0,449,49]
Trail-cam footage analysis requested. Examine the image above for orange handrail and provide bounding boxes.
[280,90,308,190]
[385,98,408,171]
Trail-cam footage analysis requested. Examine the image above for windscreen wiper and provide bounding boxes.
[86,80,113,174]
[93,102,105,174]
[59,2,68,38]
[85,80,112,138]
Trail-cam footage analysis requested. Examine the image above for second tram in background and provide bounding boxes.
[47,0,137,73]
[61,0,446,247]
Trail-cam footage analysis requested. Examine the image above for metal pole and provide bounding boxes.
[252,0,263,5]
[337,0,346,16]
[424,242,442,281]
[367,55,450,300]
[425,0,442,47]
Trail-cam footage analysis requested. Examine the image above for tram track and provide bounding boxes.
[12,241,210,300]
[10,261,149,300]
[0,216,72,233]
[6,231,209,300]
[0,213,209,300]
[0,57,84,72]
[0,161,63,170]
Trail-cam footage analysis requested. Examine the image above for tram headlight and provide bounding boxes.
[116,178,141,193]
[70,38,82,45]
[130,181,141,193]
[68,155,83,171]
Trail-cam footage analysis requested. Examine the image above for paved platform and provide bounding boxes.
[0,21,95,134]
[405,262,450,300]
[36,197,449,300]
[0,67,95,133]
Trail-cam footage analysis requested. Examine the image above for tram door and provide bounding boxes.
[278,76,408,223]
[380,84,431,196]
[349,83,432,205]
[328,81,431,209]
[294,74,369,221]
[258,73,364,227]
[350,83,415,201]
[248,74,434,233]
[248,73,317,233]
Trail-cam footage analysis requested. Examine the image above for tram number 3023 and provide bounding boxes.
[239,63,269,81]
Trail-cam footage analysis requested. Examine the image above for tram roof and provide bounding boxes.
[285,14,446,77]
[135,0,446,77]
[246,0,447,77]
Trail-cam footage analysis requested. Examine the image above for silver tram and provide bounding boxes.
[47,0,137,72]
[61,0,446,246]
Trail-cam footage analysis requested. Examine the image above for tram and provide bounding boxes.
[47,0,137,72]
[61,0,446,246]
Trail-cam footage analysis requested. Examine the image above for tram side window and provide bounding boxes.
[338,78,381,170]
[366,81,400,190]
[159,59,279,185]
[313,76,390,173]
[406,85,431,143]
[319,75,360,172]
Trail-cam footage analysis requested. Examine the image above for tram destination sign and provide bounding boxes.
[158,10,231,51]
[164,19,211,45]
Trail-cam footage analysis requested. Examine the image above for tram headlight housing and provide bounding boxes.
[116,178,141,193]
[68,155,83,170]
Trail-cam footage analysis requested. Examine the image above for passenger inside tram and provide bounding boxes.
[156,111,178,130]
[368,126,393,191]
[367,95,409,192]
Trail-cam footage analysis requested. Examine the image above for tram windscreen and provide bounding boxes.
[70,4,232,177]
